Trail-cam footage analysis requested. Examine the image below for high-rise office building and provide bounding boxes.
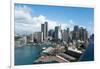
[45,22,48,38]
[34,32,43,42]
[48,29,55,37]
[41,21,48,41]
[72,25,79,40]
[79,27,88,41]
[55,26,62,40]
[67,28,69,33]
[62,30,68,43]
[82,29,88,41]
[41,23,46,40]
[62,28,71,43]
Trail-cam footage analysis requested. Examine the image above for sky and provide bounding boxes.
[14,3,94,35]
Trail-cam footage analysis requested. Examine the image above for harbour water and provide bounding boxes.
[15,45,42,65]
[15,44,54,65]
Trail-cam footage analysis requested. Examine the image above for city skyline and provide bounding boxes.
[15,3,94,35]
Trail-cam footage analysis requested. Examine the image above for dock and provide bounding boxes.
[34,55,69,63]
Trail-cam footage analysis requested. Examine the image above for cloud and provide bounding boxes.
[15,5,92,35]
[15,5,58,34]
[15,5,33,23]
[15,5,75,34]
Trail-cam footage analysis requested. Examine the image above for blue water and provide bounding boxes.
[79,39,94,61]
[15,46,42,65]
[15,44,54,65]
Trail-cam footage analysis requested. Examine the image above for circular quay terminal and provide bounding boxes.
[14,3,94,65]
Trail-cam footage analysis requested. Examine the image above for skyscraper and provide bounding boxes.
[55,26,62,40]
[79,27,83,40]
[41,24,46,40]
[79,27,88,41]
[72,25,79,40]
[62,30,68,43]
[62,28,71,43]
[41,21,48,41]
[67,28,69,33]
[83,29,88,41]
[48,29,55,37]
[45,22,48,38]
